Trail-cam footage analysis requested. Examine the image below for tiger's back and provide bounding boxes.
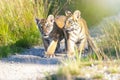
[49,15,66,41]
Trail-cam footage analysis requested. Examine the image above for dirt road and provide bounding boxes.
[0,46,62,80]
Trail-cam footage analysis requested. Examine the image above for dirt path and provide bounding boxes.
[0,46,64,80]
[0,45,120,80]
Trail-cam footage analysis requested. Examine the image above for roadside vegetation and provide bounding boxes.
[99,17,120,59]
[0,0,42,58]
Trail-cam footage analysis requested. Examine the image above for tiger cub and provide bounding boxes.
[64,10,100,57]
[35,15,67,57]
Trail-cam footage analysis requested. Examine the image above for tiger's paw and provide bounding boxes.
[44,52,55,58]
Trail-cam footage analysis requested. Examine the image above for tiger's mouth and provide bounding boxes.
[42,32,49,38]
[43,34,49,38]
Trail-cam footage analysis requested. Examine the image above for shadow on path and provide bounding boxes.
[1,47,65,65]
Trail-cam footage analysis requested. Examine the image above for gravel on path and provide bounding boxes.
[0,46,63,80]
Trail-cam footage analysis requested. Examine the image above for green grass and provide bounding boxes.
[0,45,24,58]
[0,0,49,58]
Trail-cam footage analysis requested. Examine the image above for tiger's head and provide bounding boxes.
[64,10,81,31]
[35,15,54,38]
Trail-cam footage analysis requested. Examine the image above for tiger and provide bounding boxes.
[35,15,55,52]
[64,10,102,58]
[35,15,67,57]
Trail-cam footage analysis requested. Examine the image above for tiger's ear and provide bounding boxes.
[35,18,40,25]
[73,10,81,21]
[65,10,72,17]
[47,15,54,24]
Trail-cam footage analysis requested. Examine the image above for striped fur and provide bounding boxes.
[35,15,66,57]
[64,10,101,58]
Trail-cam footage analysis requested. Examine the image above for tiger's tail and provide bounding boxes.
[87,35,108,60]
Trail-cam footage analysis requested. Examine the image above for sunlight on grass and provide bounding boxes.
[92,74,104,79]
[53,59,120,80]
[0,0,49,57]
[107,65,120,74]
[99,17,120,59]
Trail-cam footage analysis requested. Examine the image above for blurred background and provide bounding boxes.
[0,0,120,58]
[59,0,120,27]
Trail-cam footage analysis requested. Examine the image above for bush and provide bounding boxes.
[0,0,46,57]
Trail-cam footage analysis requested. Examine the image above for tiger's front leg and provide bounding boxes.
[45,40,58,58]
[67,39,75,57]
[78,37,87,58]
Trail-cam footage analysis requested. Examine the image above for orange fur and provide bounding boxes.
[55,16,66,29]
[65,10,102,58]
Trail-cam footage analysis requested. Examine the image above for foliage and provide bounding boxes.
[48,0,71,15]
[0,0,48,57]
[99,18,120,59]
[0,45,23,58]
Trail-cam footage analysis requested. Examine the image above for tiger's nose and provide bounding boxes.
[43,33,48,36]
[44,31,49,36]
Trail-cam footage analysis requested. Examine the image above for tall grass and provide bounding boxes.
[0,0,51,58]
[99,17,120,59]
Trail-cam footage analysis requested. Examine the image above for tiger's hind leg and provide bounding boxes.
[43,38,49,51]
[55,40,61,53]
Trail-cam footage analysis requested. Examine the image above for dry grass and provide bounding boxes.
[51,59,120,80]
[98,17,120,59]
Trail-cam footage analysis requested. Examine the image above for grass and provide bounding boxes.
[107,67,119,74]
[92,74,104,79]
[98,17,120,59]
[0,0,49,58]
[49,59,120,80]
[0,45,24,58]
